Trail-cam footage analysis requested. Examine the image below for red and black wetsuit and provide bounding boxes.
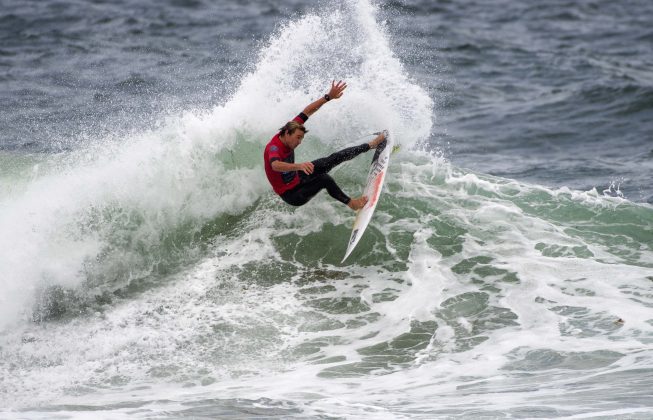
[264,113,370,206]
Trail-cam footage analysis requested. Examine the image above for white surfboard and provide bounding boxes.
[342,132,394,263]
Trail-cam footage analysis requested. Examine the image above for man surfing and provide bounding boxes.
[263,80,386,210]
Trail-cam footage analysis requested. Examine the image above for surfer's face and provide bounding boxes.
[283,130,304,149]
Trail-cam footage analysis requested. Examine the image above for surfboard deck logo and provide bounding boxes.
[348,229,359,246]
[342,132,394,262]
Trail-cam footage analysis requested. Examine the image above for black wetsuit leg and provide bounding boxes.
[281,143,371,206]
[281,173,349,206]
[311,143,370,175]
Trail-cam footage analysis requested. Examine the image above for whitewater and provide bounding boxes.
[1,1,652,418]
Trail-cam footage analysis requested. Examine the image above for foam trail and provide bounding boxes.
[0,114,267,330]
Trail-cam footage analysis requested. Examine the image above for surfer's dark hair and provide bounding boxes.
[279,121,308,137]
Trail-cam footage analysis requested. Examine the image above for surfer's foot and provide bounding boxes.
[368,130,387,149]
[348,196,368,210]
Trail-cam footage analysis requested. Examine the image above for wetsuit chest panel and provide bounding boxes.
[280,152,296,184]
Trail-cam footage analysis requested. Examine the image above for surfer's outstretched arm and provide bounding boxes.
[302,80,347,116]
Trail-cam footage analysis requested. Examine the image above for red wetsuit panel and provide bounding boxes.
[264,113,308,195]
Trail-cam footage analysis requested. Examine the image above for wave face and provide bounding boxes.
[1,0,652,418]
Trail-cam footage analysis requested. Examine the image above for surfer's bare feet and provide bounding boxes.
[348,196,368,210]
[368,131,387,149]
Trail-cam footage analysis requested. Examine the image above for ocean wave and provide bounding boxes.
[1,1,652,417]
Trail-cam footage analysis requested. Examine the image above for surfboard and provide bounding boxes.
[342,131,394,263]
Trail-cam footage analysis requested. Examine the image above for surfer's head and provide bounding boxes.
[279,121,307,149]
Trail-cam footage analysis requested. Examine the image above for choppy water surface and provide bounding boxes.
[1,0,652,418]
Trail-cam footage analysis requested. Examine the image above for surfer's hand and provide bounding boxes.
[348,196,368,211]
[297,161,314,175]
[368,131,386,149]
[327,80,347,100]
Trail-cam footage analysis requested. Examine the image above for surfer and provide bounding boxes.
[264,80,386,210]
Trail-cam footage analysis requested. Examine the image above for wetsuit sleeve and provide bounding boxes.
[268,145,282,163]
[294,112,309,124]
